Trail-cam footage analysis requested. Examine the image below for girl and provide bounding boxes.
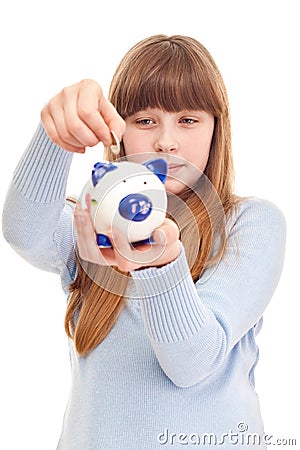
[2,35,286,449]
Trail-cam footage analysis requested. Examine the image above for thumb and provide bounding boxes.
[98,96,126,145]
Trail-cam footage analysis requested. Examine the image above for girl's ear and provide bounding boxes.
[143,158,168,184]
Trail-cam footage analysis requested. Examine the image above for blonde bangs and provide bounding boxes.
[109,35,226,118]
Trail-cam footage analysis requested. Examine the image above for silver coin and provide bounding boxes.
[110,130,120,155]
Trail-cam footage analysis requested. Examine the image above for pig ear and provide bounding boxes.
[143,158,168,184]
[92,162,117,187]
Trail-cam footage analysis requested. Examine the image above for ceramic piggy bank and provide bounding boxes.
[81,158,168,247]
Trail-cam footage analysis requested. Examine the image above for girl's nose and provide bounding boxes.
[154,129,179,153]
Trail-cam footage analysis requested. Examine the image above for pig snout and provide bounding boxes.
[118,193,152,221]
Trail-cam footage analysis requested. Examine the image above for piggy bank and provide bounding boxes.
[80,158,168,247]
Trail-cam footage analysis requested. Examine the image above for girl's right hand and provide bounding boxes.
[41,79,125,153]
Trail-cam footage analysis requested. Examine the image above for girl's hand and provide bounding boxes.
[41,79,125,153]
[74,198,181,272]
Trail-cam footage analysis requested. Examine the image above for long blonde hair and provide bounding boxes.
[65,35,236,356]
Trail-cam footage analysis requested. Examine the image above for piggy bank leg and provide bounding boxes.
[96,233,112,247]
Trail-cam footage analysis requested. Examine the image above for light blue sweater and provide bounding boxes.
[2,124,286,449]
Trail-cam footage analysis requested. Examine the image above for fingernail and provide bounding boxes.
[153,229,165,245]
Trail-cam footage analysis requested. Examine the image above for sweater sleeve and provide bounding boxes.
[130,198,286,387]
[2,123,76,292]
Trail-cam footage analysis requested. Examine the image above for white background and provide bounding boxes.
[0,0,299,448]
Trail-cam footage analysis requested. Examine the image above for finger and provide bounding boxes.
[97,95,126,144]
[73,81,111,147]
[152,218,180,246]
[108,228,166,271]
[107,228,137,272]
[41,106,86,153]
[43,81,112,151]
[62,88,102,148]
[74,203,108,264]
[65,81,125,148]
[51,102,91,150]
[85,193,91,213]
[146,219,180,267]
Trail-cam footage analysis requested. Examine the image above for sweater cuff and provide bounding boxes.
[130,244,208,343]
[13,123,73,203]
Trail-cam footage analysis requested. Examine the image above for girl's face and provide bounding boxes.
[122,108,215,194]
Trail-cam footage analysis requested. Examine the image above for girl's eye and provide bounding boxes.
[136,118,154,126]
[180,117,198,124]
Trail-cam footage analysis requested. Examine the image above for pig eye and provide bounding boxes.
[144,181,147,184]
[123,180,126,183]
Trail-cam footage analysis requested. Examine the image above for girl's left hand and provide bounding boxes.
[74,199,181,272]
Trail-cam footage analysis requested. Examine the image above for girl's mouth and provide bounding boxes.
[167,164,185,175]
